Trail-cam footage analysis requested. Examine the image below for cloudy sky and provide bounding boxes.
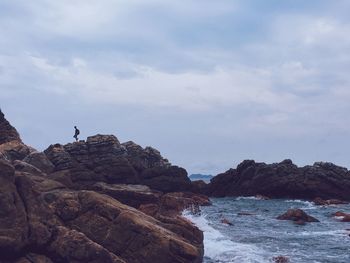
[1,0,350,175]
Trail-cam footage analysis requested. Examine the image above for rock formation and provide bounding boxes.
[0,110,33,162]
[207,159,350,201]
[0,111,207,263]
[0,110,22,144]
[277,209,319,224]
[332,211,350,222]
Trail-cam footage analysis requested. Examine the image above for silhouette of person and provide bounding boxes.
[73,126,80,142]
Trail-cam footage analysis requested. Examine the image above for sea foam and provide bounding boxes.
[183,210,269,263]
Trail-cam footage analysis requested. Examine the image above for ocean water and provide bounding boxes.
[183,197,350,263]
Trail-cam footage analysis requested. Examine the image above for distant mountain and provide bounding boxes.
[189,174,213,182]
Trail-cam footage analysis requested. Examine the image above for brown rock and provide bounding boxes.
[14,254,53,263]
[122,141,171,172]
[277,209,319,223]
[86,182,162,208]
[0,110,22,145]
[273,255,290,263]
[138,203,160,217]
[0,141,32,162]
[332,211,350,222]
[333,211,349,217]
[13,160,45,177]
[0,160,28,255]
[23,152,55,174]
[48,226,125,263]
[8,170,204,262]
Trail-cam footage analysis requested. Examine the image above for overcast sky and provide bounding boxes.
[1,0,350,175]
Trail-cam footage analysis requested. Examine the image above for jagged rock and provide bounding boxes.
[0,141,32,162]
[13,160,45,177]
[140,166,192,192]
[277,209,319,223]
[0,110,22,144]
[44,144,77,171]
[0,161,28,255]
[207,159,350,201]
[0,111,33,162]
[23,152,54,174]
[43,135,193,193]
[45,136,139,185]
[122,141,170,172]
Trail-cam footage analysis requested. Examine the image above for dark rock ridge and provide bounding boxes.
[0,112,206,263]
[0,110,22,144]
[207,159,350,201]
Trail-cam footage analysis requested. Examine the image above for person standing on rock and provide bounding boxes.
[73,126,80,142]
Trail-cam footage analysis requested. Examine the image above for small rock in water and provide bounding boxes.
[273,256,289,263]
[221,218,233,226]
[277,209,319,223]
[332,211,350,222]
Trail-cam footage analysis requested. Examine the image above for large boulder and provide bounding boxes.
[44,136,139,185]
[207,159,350,201]
[140,166,192,192]
[277,209,319,223]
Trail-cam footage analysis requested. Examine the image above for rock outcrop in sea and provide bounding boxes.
[0,110,208,263]
[205,159,350,201]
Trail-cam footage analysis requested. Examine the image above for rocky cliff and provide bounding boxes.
[0,111,208,263]
[206,159,350,200]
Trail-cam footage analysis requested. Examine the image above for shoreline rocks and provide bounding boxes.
[206,159,350,201]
